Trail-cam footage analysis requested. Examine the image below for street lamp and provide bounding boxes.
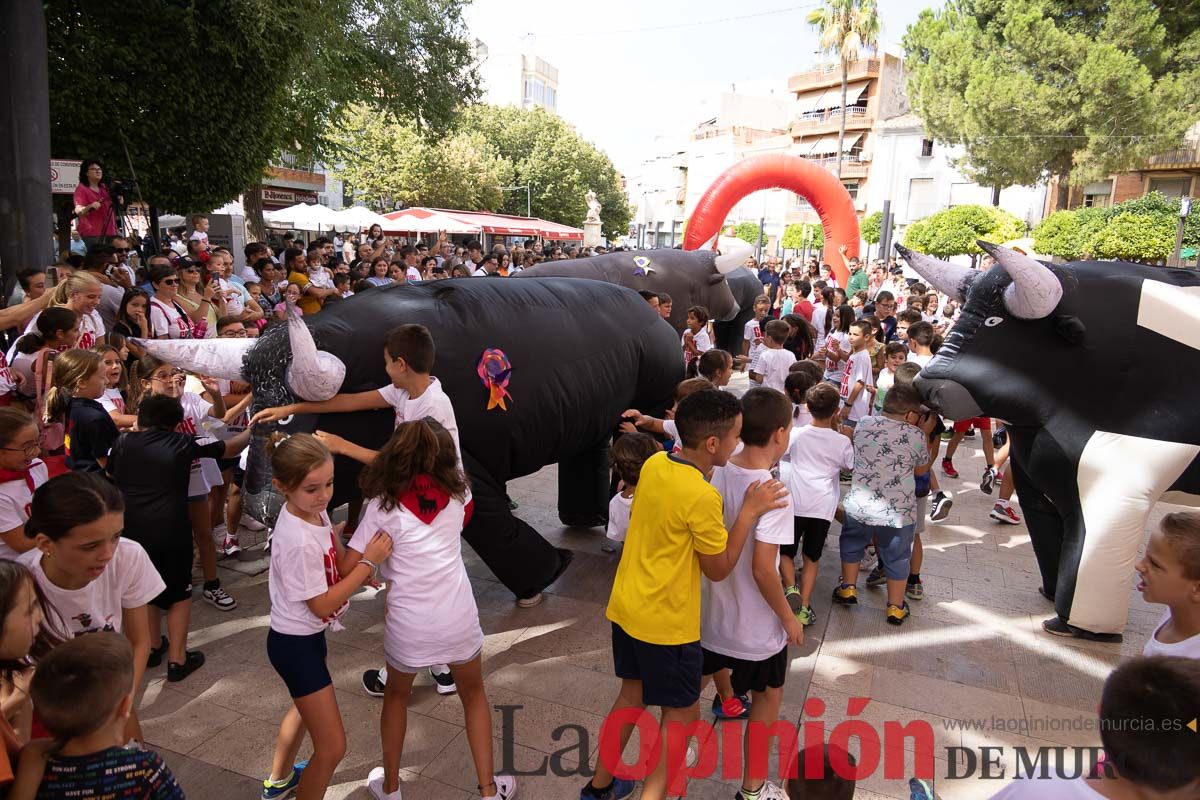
[1173,196,1192,267]
[498,185,531,218]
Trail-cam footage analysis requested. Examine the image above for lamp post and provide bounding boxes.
[498,185,531,218]
[1172,196,1192,267]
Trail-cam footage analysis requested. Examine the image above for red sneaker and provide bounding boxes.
[990,502,1022,525]
[942,459,959,478]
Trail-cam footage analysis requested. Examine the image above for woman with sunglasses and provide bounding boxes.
[175,259,224,339]
[148,265,193,340]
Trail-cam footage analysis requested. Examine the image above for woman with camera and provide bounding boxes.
[73,159,117,247]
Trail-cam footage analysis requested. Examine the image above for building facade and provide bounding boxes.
[474,39,559,113]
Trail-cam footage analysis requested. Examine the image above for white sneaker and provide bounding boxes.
[491,774,516,799]
[239,514,267,532]
[367,766,402,800]
[739,781,788,800]
[203,586,237,611]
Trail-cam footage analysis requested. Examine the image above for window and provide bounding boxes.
[842,181,859,202]
[920,138,934,157]
[1082,180,1113,208]
[524,77,545,105]
[545,86,556,109]
[1148,177,1191,198]
[907,178,936,220]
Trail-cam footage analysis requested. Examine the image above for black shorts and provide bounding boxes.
[216,456,239,474]
[701,646,789,694]
[780,516,832,563]
[267,628,332,699]
[611,622,701,709]
[128,530,192,611]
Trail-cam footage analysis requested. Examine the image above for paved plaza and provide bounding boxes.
[142,378,1168,799]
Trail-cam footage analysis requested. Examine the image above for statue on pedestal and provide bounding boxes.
[585,189,602,224]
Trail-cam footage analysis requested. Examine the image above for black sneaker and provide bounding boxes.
[147,636,168,669]
[964,427,976,438]
[929,491,953,522]
[1041,616,1123,643]
[429,665,456,695]
[362,669,386,697]
[980,466,997,495]
[167,651,205,682]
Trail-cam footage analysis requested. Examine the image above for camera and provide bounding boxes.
[104,177,138,209]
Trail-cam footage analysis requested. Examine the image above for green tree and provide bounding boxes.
[734,222,764,246]
[903,0,1200,208]
[331,106,504,213]
[780,223,825,251]
[808,0,881,179]
[1032,210,1083,259]
[1089,211,1176,261]
[46,0,477,236]
[901,204,1025,258]
[860,211,883,245]
[461,106,631,238]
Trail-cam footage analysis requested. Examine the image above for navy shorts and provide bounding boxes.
[611,622,701,709]
[701,646,789,694]
[267,628,332,699]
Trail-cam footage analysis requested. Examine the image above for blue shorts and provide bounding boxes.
[267,628,332,699]
[611,623,701,709]
[839,515,916,580]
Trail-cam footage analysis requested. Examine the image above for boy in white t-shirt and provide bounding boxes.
[605,433,661,546]
[1135,512,1200,659]
[755,319,796,393]
[250,323,463,698]
[699,387,802,800]
[905,320,935,368]
[741,295,771,381]
[987,656,1200,799]
[781,384,853,627]
[869,342,909,416]
[838,320,875,427]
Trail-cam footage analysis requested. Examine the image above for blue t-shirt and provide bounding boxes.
[37,746,184,800]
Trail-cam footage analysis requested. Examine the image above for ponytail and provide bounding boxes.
[48,272,100,309]
[15,307,79,355]
[358,417,467,511]
[43,349,102,425]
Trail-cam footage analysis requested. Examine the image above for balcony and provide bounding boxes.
[1144,145,1200,170]
[791,104,873,136]
[788,58,880,94]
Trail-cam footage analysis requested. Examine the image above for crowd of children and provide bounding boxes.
[0,245,1192,800]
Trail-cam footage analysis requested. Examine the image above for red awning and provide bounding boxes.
[382,207,583,240]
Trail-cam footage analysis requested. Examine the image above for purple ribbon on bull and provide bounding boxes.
[477,348,513,411]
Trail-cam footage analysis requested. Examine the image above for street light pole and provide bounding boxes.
[1173,196,1192,267]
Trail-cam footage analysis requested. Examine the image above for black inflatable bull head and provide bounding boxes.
[515,237,753,331]
[898,240,1200,641]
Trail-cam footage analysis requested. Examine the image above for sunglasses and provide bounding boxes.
[159,278,180,285]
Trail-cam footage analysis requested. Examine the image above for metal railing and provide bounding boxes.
[1146,146,1200,166]
[797,105,869,124]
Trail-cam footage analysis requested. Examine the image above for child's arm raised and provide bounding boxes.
[698,479,788,581]
[305,531,392,619]
[250,389,391,425]
[314,430,377,466]
[752,540,804,646]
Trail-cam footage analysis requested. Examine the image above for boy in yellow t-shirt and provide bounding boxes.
[584,389,788,800]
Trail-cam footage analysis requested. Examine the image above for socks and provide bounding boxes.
[203,579,220,592]
[739,786,762,800]
[266,769,294,788]
[907,573,921,585]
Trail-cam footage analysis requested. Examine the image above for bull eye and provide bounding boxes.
[984,316,1004,327]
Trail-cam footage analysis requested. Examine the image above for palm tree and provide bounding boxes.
[806,0,881,179]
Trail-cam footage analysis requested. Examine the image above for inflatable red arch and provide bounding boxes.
[683,154,860,287]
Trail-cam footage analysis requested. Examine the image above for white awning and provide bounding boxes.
[804,132,864,156]
[795,91,828,114]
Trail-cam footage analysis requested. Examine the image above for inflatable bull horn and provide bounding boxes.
[284,311,346,401]
[714,236,753,276]
[134,337,253,382]
[894,244,978,302]
[976,240,1064,320]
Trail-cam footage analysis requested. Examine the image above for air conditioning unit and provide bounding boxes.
[318,193,331,206]
[855,198,868,212]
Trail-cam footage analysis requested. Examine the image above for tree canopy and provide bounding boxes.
[902,0,1200,198]
[1032,191,1198,262]
[333,105,631,238]
[46,0,477,214]
[733,222,765,247]
[902,204,1025,257]
[781,223,824,251]
[860,211,883,245]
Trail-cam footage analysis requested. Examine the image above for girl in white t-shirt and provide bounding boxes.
[135,353,233,611]
[10,308,78,404]
[818,304,855,384]
[262,433,392,800]
[93,343,134,429]
[19,471,165,744]
[146,266,193,340]
[0,408,49,560]
[345,419,516,800]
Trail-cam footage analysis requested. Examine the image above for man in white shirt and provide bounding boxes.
[472,254,499,277]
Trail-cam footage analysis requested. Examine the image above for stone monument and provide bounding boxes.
[583,189,602,247]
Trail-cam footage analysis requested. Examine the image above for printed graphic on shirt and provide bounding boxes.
[400,474,450,524]
[321,530,346,624]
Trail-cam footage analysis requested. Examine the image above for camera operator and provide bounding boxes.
[73,159,117,247]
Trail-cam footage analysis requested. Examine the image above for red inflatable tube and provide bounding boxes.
[683,154,860,288]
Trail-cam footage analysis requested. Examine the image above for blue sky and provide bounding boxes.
[464,0,942,174]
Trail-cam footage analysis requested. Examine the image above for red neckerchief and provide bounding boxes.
[0,459,42,493]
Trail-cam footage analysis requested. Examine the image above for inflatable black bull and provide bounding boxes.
[515,242,752,332]
[900,241,1200,639]
[140,277,682,600]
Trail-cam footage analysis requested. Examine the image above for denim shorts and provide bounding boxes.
[839,515,916,580]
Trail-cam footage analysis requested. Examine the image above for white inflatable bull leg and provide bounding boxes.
[1071,431,1200,633]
